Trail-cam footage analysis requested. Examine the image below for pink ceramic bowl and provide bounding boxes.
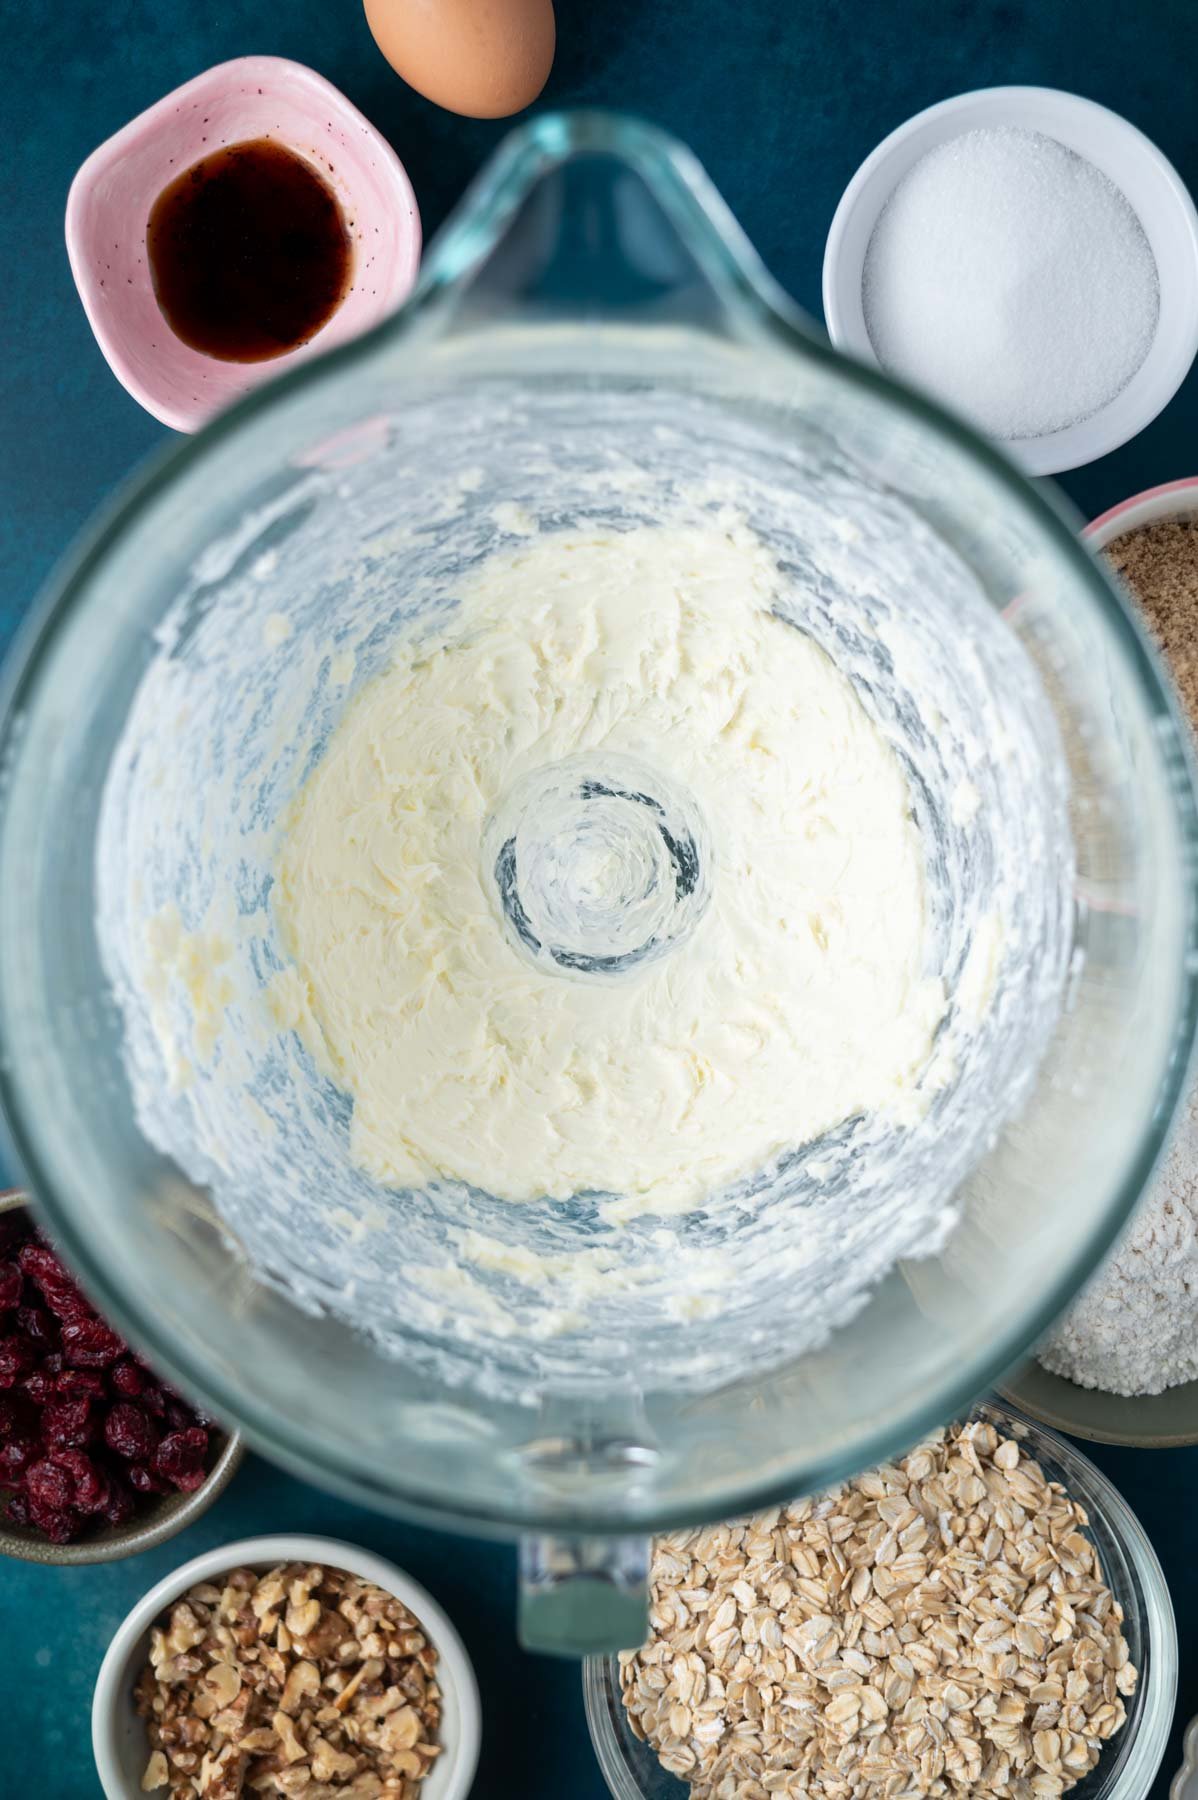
[66,56,421,432]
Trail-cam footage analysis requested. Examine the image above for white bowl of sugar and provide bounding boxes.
[823,86,1198,474]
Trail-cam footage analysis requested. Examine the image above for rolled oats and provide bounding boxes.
[136,1563,442,1799]
[621,1419,1137,1799]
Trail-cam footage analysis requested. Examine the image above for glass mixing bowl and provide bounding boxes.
[0,113,1194,1651]
[582,1403,1179,1800]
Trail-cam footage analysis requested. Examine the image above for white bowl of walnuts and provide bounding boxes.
[91,1534,481,1799]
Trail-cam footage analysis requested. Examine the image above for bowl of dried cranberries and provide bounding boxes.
[0,1192,242,1563]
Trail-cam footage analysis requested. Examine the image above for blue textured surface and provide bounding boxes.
[3,0,1198,1795]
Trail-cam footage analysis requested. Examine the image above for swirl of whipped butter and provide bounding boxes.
[272,522,944,1218]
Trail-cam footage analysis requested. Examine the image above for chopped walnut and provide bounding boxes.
[142,1751,170,1792]
[274,1710,308,1763]
[279,1661,320,1717]
[135,1563,442,1799]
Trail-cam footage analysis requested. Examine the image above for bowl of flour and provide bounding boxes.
[1003,480,1198,1445]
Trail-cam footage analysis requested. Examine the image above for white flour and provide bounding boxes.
[1039,1088,1198,1395]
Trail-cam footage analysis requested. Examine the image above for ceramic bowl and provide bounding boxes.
[66,55,421,431]
[999,1357,1198,1449]
[91,1534,481,1800]
[583,1402,1177,1800]
[822,86,1198,474]
[0,1190,243,1563]
[1001,477,1198,1446]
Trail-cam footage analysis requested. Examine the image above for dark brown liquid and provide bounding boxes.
[147,138,352,363]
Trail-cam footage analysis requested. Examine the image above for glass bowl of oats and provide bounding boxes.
[583,1405,1176,1800]
[91,1533,480,1799]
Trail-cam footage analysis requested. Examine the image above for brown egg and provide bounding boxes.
[363,0,555,120]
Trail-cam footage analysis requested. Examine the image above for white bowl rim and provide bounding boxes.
[91,1533,481,1800]
[822,84,1198,476]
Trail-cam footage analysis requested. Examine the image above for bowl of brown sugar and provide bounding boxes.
[1087,477,1198,724]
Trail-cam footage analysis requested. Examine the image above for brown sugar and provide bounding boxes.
[1105,517,1198,730]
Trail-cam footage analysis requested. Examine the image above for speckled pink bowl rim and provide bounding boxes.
[65,55,421,432]
[1085,476,1198,541]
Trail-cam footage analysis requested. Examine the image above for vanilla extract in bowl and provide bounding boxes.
[147,137,353,363]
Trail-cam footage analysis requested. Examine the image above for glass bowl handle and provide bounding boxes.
[519,1531,649,1656]
[393,109,819,357]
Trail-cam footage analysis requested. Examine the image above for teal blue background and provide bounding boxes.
[3,0,1198,1794]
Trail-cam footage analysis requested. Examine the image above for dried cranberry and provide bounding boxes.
[0,1336,36,1388]
[127,1462,170,1496]
[16,1243,86,1319]
[40,1394,94,1449]
[16,1243,55,1280]
[49,1448,111,1514]
[16,1304,58,1348]
[5,1490,32,1527]
[105,1402,158,1462]
[0,1234,176,1546]
[0,1437,35,1482]
[153,1427,209,1492]
[56,1369,105,1400]
[110,1359,147,1399]
[102,1476,136,1527]
[28,1502,83,1543]
[25,1457,74,1512]
[61,1315,125,1368]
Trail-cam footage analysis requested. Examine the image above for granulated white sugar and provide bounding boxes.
[862,127,1159,441]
